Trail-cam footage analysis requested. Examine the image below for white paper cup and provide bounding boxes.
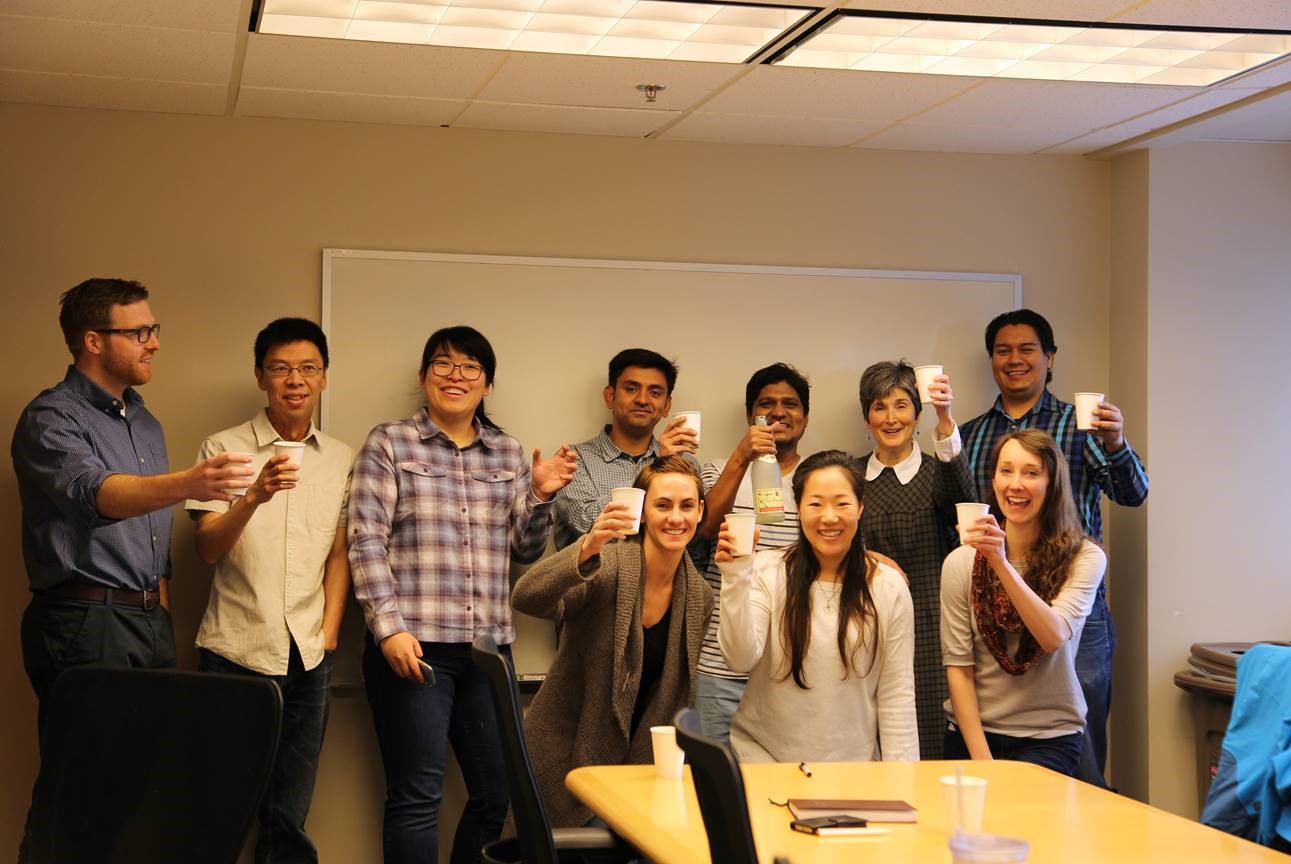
[650,725,685,780]
[955,502,991,544]
[675,411,701,445]
[610,487,646,535]
[726,512,756,556]
[224,451,255,497]
[941,775,988,834]
[1074,392,1104,431]
[273,441,306,477]
[914,364,944,404]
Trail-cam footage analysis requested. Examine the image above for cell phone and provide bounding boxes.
[790,815,888,837]
[416,659,436,687]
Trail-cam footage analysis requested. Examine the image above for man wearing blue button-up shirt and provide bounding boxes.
[961,308,1149,788]
[12,279,255,725]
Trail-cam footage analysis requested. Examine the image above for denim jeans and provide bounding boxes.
[200,643,331,864]
[694,673,747,746]
[363,639,509,864]
[1073,589,1116,786]
[944,725,1084,777]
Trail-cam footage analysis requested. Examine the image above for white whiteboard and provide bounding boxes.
[322,248,1020,675]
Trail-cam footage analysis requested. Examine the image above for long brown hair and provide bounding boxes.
[780,450,878,689]
[985,429,1085,601]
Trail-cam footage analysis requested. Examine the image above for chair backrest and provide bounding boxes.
[673,707,759,864]
[471,635,559,864]
[26,666,283,864]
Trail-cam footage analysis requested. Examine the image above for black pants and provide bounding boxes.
[18,592,177,864]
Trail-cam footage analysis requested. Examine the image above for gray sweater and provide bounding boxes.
[513,538,713,827]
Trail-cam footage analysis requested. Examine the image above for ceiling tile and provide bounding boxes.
[236,87,468,126]
[454,101,676,136]
[1,1,243,32]
[1045,86,1267,152]
[1218,56,1291,89]
[0,70,228,115]
[478,53,746,110]
[1114,0,1291,30]
[1173,88,1291,142]
[0,16,235,83]
[698,65,981,122]
[1041,129,1133,154]
[856,121,1070,153]
[242,34,507,99]
[660,111,883,146]
[906,78,1200,137]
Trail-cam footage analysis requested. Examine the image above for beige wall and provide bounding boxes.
[1108,149,1150,802]
[1140,141,1291,816]
[0,101,1112,860]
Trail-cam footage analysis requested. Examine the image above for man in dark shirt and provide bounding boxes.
[960,308,1149,786]
[13,278,256,707]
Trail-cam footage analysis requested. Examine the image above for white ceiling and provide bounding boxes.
[1,0,1289,156]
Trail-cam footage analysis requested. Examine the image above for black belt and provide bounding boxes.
[46,581,161,611]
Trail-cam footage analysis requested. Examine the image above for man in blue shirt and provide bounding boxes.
[13,278,253,723]
[961,309,1149,786]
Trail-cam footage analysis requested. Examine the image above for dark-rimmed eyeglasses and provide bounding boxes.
[263,363,324,379]
[429,360,484,381]
[94,324,161,343]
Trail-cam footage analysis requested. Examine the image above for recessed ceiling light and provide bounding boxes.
[771,11,1291,86]
[255,0,818,64]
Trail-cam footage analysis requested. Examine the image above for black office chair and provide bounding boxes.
[674,707,760,864]
[25,665,283,864]
[471,635,632,864]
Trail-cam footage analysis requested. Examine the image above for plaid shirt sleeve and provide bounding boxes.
[347,424,407,642]
[1085,437,1149,509]
[508,454,555,565]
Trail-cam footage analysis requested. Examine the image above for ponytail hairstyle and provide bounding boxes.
[985,429,1085,600]
[418,325,500,431]
[780,449,878,689]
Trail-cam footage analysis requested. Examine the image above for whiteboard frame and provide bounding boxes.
[321,247,1022,430]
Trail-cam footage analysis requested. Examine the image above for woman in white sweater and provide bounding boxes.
[940,429,1105,776]
[715,449,918,763]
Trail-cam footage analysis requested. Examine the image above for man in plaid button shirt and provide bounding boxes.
[961,308,1149,787]
[554,348,698,550]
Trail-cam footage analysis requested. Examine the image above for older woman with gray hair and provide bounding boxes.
[858,360,974,758]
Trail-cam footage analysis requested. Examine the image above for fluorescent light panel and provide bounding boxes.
[258,0,815,63]
[775,12,1291,85]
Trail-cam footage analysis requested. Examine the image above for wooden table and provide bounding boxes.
[566,759,1283,863]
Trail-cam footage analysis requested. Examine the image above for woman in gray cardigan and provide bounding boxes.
[513,455,714,827]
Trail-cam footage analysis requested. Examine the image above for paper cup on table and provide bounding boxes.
[610,487,645,535]
[941,774,988,833]
[955,503,991,544]
[675,411,702,445]
[224,451,255,497]
[914,365,944,404]
[725,513,756,557]
[1073,392,1104,431]
[650,725,685,780]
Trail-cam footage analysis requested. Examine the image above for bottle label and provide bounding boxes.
[755,486,785,515]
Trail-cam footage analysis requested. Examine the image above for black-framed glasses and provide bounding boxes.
[429,359,484,381]
[263,363,324,379]
[94,324,161,343]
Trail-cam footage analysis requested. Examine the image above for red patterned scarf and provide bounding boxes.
[970,552,1043,676]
